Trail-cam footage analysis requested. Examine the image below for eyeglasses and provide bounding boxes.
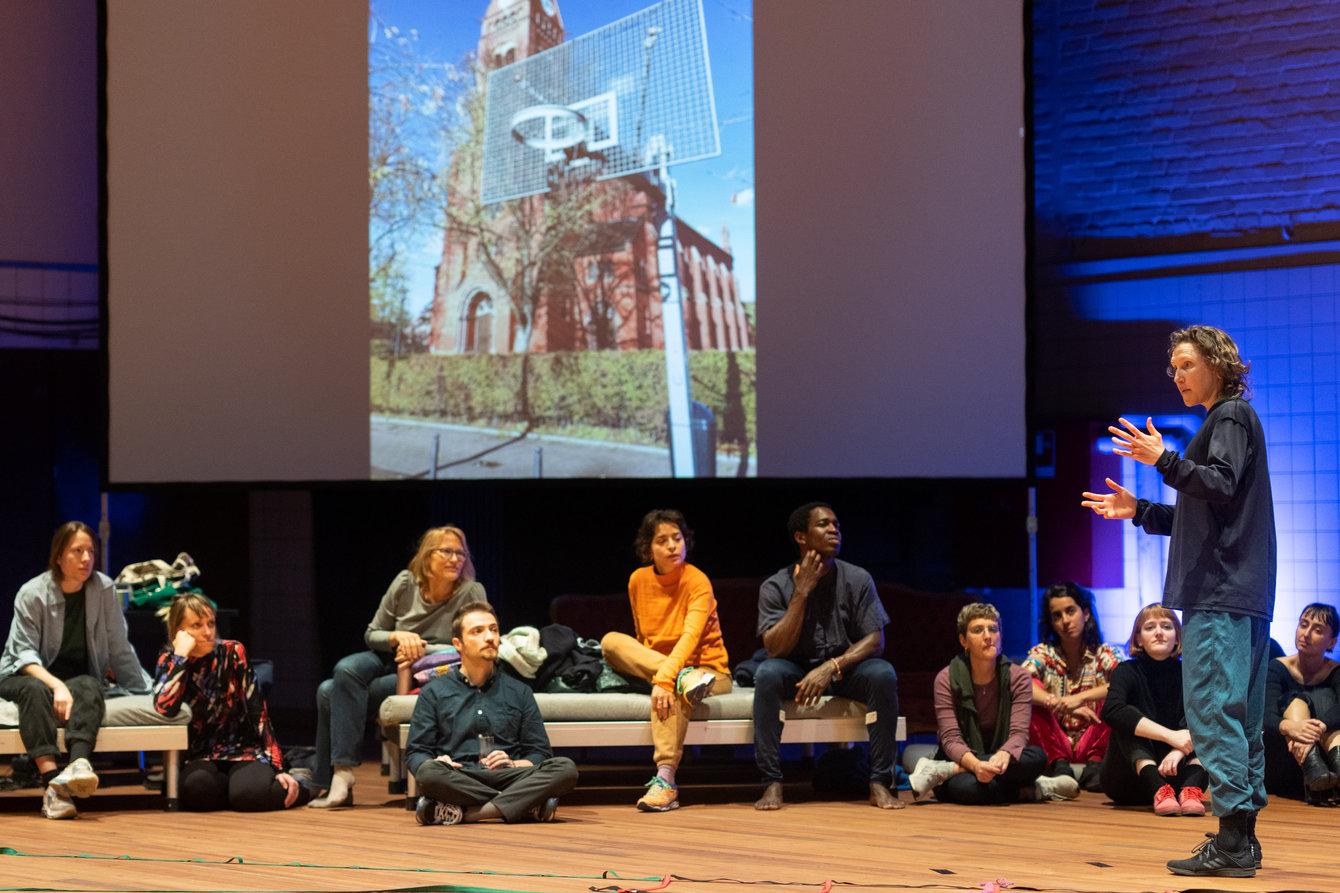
[432,547,467,560]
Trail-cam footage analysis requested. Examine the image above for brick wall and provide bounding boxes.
[1033,0,1340,261]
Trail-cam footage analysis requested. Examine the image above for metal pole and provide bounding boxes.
[534,446,543,479]
[656,156,696,477]
[430,434,440,480]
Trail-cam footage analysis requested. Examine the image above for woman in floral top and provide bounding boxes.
[1023,581,1122,790]
[153,592,308,811]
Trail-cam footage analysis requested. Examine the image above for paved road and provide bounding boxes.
[371,416,749,479]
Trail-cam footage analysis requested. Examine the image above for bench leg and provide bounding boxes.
[164,749,181,811]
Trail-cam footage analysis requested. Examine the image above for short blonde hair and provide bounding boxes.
[956,602,1001,637]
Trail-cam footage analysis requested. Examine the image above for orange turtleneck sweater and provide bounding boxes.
[626,562,730,691]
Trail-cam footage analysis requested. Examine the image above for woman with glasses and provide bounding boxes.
[908,602,1070,805]
[309,526,485,808]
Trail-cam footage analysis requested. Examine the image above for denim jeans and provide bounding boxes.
[1181,609,1270,817]
[0,673,105,761]
[313,650,398,787]
[752,656,899,787]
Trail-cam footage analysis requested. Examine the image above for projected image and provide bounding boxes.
[369,0,755,479]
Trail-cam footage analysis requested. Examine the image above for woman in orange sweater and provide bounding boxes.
[600,509,731,812]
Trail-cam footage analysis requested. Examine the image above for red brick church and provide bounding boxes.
[428,0,752,356]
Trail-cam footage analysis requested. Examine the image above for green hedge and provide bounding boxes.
[371,349,756,445]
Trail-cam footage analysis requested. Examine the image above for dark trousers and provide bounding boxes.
[752,657,900,787]
[936,744,1047,805]
[1099,733,1202,805]
[181,759,306,812]
[0,673,105,761]
[415,757,578,822]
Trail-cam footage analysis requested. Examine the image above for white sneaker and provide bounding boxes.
[1033,774,1080,801]
[49,757,99,799]
[909,757,956,801]
[42,785,77,819]
[677,669,717,707]
[415,796,464,826]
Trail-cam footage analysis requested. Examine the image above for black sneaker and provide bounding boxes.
[1249,836,1262,870]
[531,796,559,822]
[1166,833,1255,878]
[415,796,463,826]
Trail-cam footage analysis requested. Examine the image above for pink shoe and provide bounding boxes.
[1153,783,1180,816]
[1177,786,1206,816]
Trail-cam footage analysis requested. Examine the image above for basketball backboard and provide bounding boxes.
[480,0,720,205]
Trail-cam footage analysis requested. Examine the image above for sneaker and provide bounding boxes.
[675,668,716,707]
[636,776,679,811]
[1033,774,1080,801]
[531,796,559,822]
[1166,832,1255,878]
[49,757,99,799]
[1153,783,1180,816]
[414,796,463,826]
[908,757,956,802]
[1177,786,1206,816]
[42,785,77,820]
[1249,836,1263,870]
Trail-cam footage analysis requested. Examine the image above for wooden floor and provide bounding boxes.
[1,760,1333,893]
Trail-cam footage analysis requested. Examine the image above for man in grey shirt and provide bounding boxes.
[752,502,902,811]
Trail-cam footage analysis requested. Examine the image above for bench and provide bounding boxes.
[0,694,191,810]
[378,689,906,806]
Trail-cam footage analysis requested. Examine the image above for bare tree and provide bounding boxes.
[441,74,615,354]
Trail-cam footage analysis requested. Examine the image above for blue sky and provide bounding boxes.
[370,0,755,323]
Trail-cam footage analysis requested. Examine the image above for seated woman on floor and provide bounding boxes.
[909,602,1077,805]
[310,525,485,808]
[153,591,309,811]
[1023,581,1122,790]
[600,509,730,813]
[1264,602,1340,803]
[1098,603,1208,816]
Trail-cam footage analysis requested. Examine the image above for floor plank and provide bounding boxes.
[1,762,1332,892]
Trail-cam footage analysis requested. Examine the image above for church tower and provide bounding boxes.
[479,0,564,70]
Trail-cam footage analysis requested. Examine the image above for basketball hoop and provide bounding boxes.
[510,104,588,153]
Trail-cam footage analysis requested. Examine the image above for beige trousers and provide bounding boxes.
[600,631,732,768]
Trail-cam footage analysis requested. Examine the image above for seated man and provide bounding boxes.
[753,502,902,811]
[406,602,578,825]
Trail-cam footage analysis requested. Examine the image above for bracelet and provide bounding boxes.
[830,658,843,680]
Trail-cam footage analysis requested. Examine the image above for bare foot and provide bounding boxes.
[869,782,905,809]
[754,781,783,810]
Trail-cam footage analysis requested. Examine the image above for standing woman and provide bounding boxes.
[1024,582,1122,789]
[310,525,485,808]
[1264,603,1340,800]
[0,521,151,820]
[909,602,1072,805]
[1099,604,1208,815]
[153,592,308,810]
[600,509,730,812]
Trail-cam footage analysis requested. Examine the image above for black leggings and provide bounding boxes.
[180,760,307,812]
[1099,735,1204,806]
